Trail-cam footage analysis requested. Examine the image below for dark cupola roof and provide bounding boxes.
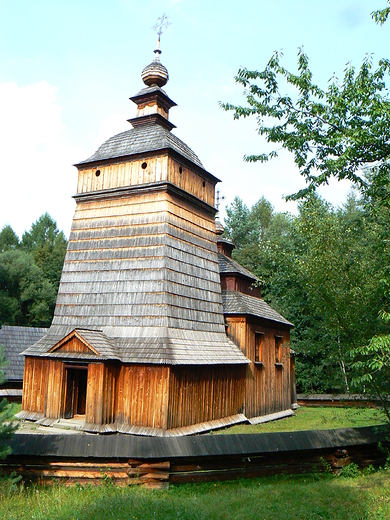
[76,45,208,176]
[141,51,169,87]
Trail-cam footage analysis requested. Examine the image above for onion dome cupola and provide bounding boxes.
[141,47,169,87]
[75,32,220,210]
[128,46,177,131]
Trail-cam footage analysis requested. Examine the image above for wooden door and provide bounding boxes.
[63,367,88,418]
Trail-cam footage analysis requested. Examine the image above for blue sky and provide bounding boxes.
[0,0,389,237]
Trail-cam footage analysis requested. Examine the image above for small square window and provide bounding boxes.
[255,332,264,363]
[275,336,283,363]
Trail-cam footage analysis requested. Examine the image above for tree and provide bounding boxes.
[222,10,390,415]
[21,213,67,290]
[0,249,56,327]
[0,349,18,459]
[0,226,19,253]
[372,1,390,25]
[221,51,390,204]
[223,191,390,394]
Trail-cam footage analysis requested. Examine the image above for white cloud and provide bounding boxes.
[0,81,78,238]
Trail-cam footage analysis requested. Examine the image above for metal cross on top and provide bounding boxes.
[152,14,171,52]
[216,189,226,211]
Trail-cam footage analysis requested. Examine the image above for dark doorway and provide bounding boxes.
[64,367,88,419]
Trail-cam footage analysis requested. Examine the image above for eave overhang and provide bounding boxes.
[73,180,218,217]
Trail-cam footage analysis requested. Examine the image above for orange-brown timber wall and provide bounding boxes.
[167,365,246,429]
[22,359,247,430]
[225,317,291,418]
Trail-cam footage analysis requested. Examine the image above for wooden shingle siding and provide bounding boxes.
[168,365,245,429]
[33,184,234,345]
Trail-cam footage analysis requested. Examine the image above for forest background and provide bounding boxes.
[0,183,388,397]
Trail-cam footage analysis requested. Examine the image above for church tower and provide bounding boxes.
[20,41,249,434]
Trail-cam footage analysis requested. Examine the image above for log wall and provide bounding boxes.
[168,365,245,429]
[115,365,170,429]
[225,317,291,418]
[22,357,48,414]
[45,360,65,419]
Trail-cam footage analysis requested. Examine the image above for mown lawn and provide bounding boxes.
[1,469,389,520]
[216,406,387,435]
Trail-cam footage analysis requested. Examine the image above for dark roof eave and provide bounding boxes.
[130,89,177,109]
[73,180,218,217]
[220,271,260,285]
[224,311,294,328]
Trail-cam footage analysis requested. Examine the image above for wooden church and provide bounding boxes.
[18,43,294,435]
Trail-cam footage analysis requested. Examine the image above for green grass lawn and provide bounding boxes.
[215,406,388,435]
[1,469,389,519]
[3,406,390,519]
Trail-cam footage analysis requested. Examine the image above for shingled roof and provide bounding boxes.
[221,291,293,327]
[22,196,249,366]
[218,253,261,283]
[0,325,48,381]
[76,123,204,169]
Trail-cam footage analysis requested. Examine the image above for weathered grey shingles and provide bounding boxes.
[0,326,48,381]
[23,200,248,364]
[77,123,204,169]
[221,291,293,326]
[218,253,261,283]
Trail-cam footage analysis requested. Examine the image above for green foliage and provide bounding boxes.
[21,213,67,291]
[221,4,390,412]
[0,215,67,328]
[372,1,390,25]
[0,348,18,460]
[0,226,19,253]
[0,250,56,327]
[221,51,390,203]
[223,187,390,394]
[338,462,361,479]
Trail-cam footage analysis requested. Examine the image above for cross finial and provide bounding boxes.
[216,189,226,211]
[152,14,171,54]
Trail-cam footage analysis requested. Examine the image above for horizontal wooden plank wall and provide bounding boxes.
[225,317,291,418]
[115,365,170,430]
[168,366,245,429]
[1,444,387,486]
[22,357,48,414]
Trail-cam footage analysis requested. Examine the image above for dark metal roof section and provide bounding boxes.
[0,325,48,381]
[221,291,293,327]
[76,124,204,169]
[9,426,388,458]
[218,253,261,283]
